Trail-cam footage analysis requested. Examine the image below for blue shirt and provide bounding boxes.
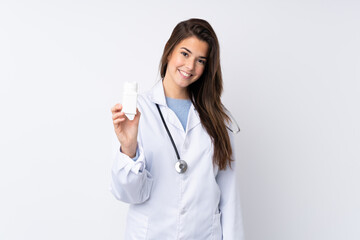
[165,97,192,131]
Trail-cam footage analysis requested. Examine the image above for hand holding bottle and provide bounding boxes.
[111,104,140,158]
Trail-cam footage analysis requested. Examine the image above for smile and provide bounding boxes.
[178,70,192,78]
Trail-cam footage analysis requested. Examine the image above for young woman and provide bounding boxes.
[110,18,244,239]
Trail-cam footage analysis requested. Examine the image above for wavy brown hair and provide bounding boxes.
[160,18,233,170]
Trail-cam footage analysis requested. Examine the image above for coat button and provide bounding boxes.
[180,208,186,215]
[183,139,189,149]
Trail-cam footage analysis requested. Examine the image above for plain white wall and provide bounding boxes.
[0,0,359,239]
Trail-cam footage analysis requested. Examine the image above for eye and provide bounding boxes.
[180,52,188,57]
[198,59,206,65]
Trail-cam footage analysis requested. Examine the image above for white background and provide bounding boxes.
[0,0,359,239]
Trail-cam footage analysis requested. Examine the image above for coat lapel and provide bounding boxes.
[147,80,201,133]
[186,105,201,133]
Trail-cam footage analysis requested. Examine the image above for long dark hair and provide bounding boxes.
[160,18,233,170]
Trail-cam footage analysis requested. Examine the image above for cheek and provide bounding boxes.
[168,55,185,68]
[195,66,205,76]
[172,57,184,68]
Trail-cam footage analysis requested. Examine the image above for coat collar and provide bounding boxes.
[147,80,167,106]
[147,80,201,133]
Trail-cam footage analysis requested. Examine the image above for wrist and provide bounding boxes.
[120,144,137,158]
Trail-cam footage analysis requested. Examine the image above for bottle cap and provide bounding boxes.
[124,82,138,93]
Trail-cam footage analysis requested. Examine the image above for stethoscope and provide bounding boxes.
[156,103,188,174]
[156,103,240,174]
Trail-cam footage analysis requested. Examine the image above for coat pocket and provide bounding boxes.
[125,210,149,240]
[211,212,223,240]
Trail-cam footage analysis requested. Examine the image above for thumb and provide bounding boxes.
[133,108,141,122]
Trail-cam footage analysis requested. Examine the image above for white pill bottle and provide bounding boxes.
[122,82,138,120]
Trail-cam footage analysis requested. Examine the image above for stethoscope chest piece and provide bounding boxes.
[175,160,188,174]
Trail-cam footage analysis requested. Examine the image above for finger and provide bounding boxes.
[113,118,126,124]
[112,111,125,120]
[111,107,124,116]
[133,108,141,121]
[111,103,123,113]
[113,115,126,121]
[111,105,117,113]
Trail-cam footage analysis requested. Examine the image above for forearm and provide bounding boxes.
[110,145,153,204]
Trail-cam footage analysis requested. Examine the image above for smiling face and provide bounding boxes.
[163,36,209,99]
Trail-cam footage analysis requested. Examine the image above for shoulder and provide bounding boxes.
[137,91,152,112]
[136,84,161,115]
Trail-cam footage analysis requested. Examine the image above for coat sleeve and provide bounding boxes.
[109,113,153,204]
[216,132,245,239]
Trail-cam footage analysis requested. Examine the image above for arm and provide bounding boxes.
[110,141,153,204]
[109,103,153,204]
[216,133,245,239]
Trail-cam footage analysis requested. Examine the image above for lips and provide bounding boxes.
[178,69,193,78]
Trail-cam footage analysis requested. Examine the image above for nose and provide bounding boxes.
[185,58,195,71]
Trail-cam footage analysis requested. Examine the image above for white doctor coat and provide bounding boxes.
[110,80,244,240]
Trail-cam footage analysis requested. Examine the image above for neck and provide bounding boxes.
[162,78,189,99]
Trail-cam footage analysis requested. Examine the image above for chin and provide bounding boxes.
[181,78,199,87]
[175,80,190,88]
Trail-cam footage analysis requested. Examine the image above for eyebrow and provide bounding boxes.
[180,47,207,59]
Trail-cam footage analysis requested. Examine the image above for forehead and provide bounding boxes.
[175,36,209,57]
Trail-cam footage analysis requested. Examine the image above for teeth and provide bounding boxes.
[180,70,191,77]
